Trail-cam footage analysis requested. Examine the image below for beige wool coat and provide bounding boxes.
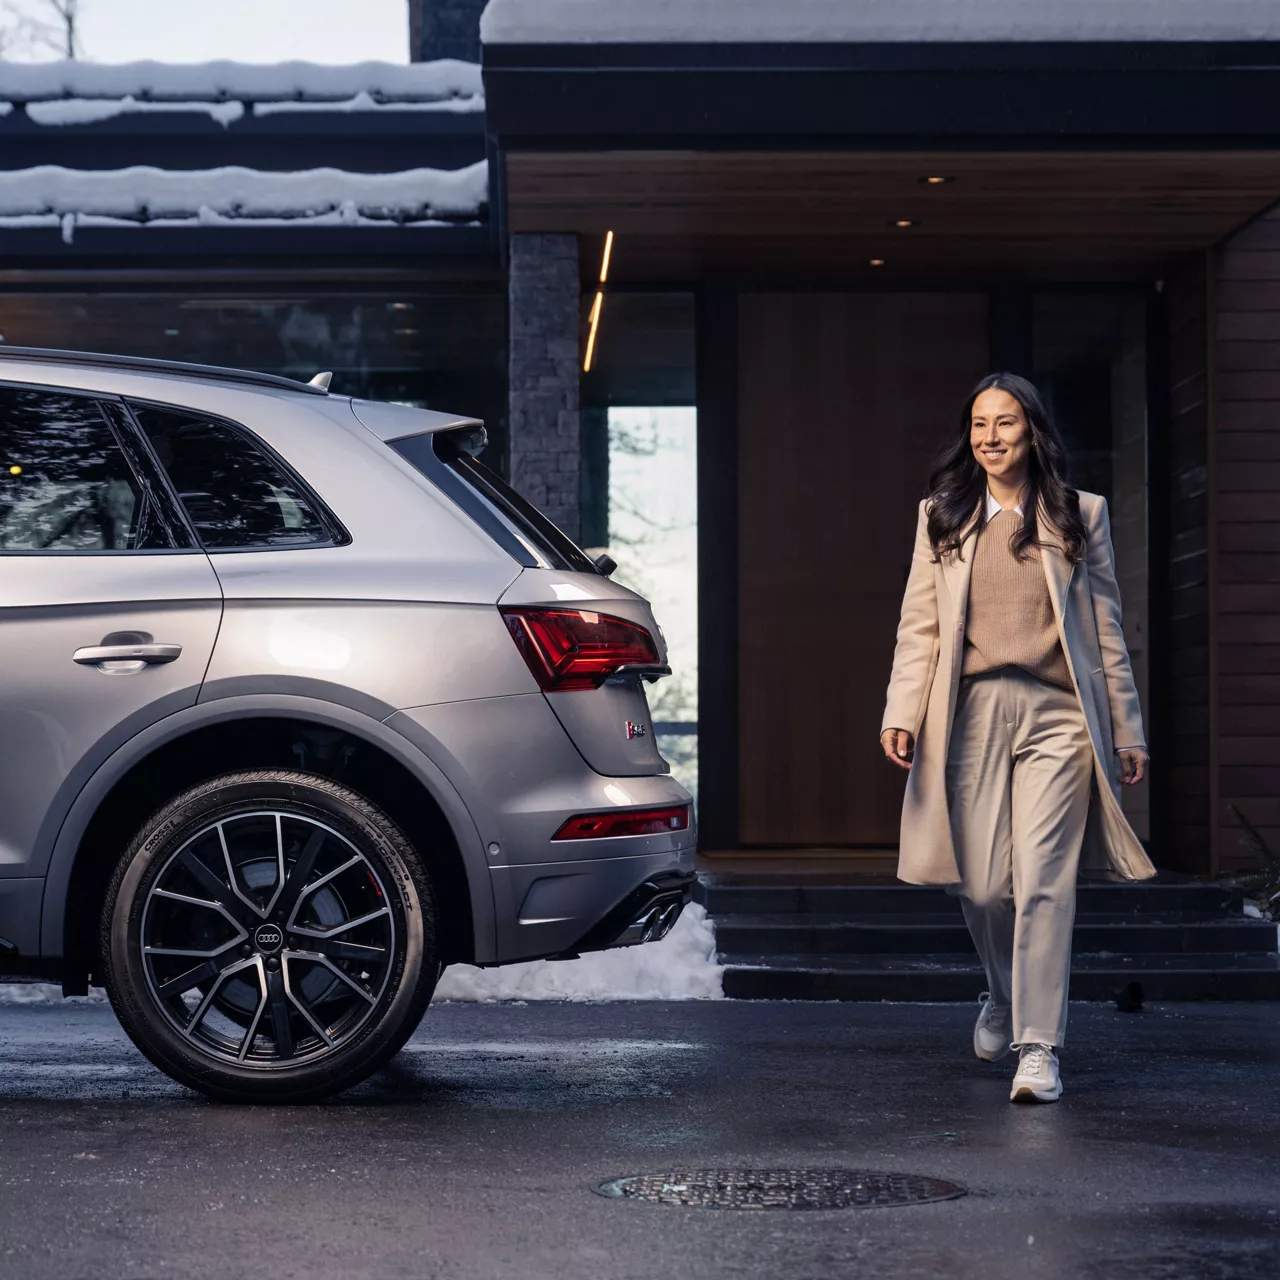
[881,490,1156,886]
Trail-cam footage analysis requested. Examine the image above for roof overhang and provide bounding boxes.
[503,149,1280,281]
[481,2,1280,148]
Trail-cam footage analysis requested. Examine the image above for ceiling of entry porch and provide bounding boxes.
[505,150,1280,280]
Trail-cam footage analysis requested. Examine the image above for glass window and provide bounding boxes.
[0,386,169,553]
[391,430,599,573]
[131,405,336,550]
[580,291,699,802]
[0,289,508,474]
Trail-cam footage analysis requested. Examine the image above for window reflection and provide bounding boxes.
[0,387,162,552]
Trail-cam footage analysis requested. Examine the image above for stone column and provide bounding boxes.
[409,0,488,62]
[508,233,582,541]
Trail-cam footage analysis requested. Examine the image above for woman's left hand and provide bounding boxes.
[1117,748,1148,786]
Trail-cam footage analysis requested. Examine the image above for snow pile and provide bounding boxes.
[0,58,483,104]
[26,97,246,127]
[0,903,723,1006]
[0,162,489,239]
[0,983,105,1003]
[433,902,724,1002]
[254,92,483,117]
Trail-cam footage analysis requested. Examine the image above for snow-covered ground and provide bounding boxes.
[434,903,723,1002]
[0,903,723,1006]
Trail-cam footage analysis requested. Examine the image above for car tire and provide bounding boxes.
[101,769,436,1103]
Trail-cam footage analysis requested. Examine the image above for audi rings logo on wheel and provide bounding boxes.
[254,924,284,952]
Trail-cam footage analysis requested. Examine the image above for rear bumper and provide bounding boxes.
[387,694,695,962]
[490,858,697,962]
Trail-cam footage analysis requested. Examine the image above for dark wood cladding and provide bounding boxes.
[1163,257,1212,873]
[1214,206,1280,873]
[507,151,1280,280]
[735,292,987,846]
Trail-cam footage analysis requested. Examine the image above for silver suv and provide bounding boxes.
[0,346,695,1101]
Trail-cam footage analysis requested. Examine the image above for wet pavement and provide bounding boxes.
[0,998,1277,1279]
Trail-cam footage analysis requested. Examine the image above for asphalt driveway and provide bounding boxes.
[0,998,1277,1279]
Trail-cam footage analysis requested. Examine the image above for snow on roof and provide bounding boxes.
[0,162,489,242]
[480,0,1280,44]
[0,57,483,107]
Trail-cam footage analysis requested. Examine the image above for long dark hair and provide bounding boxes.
[925,372,1086,564]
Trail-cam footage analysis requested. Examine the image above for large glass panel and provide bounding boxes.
[1034,292,1149,839]
[581,292,698,802]
[0,288,508,472]
[605,406,698,801]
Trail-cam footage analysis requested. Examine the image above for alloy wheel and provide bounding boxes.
[139,811,396,1068]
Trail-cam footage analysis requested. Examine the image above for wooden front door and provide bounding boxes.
[736,292,989,846]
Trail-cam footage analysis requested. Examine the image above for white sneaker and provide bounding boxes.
[1010,1043,1062,1103]
[973,992,1011,1062]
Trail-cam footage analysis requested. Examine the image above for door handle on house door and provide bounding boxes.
[73,640,183,671]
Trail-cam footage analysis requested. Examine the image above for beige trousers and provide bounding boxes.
[945,667,1095,1047]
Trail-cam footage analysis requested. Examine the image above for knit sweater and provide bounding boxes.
[961,509,1073,690]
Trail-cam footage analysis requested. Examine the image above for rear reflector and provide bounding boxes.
[552,805,691,841]
[501,606,660,692]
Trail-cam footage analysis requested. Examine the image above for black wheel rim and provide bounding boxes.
[139,811,396,1068]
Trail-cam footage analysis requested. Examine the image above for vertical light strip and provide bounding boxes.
[599,230,614,283]
[584,290,604,373]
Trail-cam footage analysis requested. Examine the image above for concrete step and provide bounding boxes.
[719,952,1280,1002]
[714,916,1279,957]
[698,880,1245,919]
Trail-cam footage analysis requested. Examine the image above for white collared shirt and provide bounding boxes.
[985,489,1023,520]
[981,488,1143,755]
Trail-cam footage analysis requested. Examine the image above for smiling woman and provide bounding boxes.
[881,370,1153,1105]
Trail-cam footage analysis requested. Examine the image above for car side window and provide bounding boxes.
[130,404,336,550]
[0,385,171,553]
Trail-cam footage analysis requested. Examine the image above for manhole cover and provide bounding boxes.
[596,1168,966,1211]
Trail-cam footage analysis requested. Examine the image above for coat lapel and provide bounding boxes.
[1036,502,1076,622]
[940,508,981,610]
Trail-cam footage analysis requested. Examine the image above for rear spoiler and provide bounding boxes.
[350,399,485,452]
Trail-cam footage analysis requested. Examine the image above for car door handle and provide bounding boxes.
[73,643,183,666]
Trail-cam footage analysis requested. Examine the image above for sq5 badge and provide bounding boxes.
[626,720,647,739]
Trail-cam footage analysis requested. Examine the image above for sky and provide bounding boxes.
[3,0,410,64]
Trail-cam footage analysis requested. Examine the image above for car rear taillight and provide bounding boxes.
[501,606,660,692]
[552,805,691,840]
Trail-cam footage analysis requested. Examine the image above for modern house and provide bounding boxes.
[3,0,1279,909]
[479,0,1280,890]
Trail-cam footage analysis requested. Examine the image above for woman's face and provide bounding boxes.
[970,387,1033,485]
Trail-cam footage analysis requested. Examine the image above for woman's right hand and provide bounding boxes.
[880,728,915,770]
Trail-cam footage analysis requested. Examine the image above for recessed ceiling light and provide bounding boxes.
[921,175,953,185]
[389,302,414,311]
[893,219,918,229]
[869,258,885,267]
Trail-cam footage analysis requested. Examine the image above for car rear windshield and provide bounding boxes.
[391,429,598,574]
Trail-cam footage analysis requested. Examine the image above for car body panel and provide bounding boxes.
[39,693,499,962]
[498,567,671,776]
[200,599,537,715]
[0,553,222,879]
[0,879,44,956]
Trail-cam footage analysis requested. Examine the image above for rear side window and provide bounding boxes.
[0,386,171,552]
[130,404,339,550]
[392,429,598,573]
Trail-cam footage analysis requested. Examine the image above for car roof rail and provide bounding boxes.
[0,344,330,396]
